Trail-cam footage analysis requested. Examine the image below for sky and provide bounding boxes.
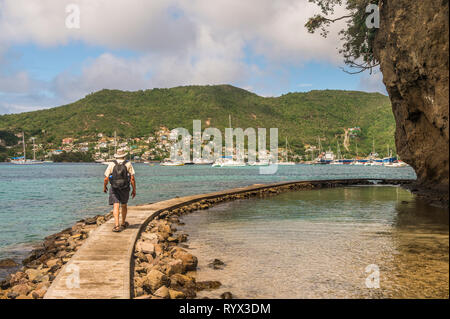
[0,0,387,115]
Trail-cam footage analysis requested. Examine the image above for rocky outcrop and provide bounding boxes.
[374,0,449,204]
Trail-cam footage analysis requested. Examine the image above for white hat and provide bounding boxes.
[114,148,128,159]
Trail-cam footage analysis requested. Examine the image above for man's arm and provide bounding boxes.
[131,175,136,198]
[103,176,109,193]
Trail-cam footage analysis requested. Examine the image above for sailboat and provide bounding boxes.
[351,141,363,165]
[278,137,295,165]
[314,136,334,164]
[213,115,246,167]
[11,133,43,165]
[102,131,117,165]
[330,141,343,165]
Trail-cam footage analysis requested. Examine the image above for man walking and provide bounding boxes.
[103,149,136,232]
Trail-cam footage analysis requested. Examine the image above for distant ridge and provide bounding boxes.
[0,85,395,155]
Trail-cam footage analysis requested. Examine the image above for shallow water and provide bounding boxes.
[179,186,449,299]
[0,163,415,279]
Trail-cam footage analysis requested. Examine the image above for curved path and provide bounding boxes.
[44,178,412,299]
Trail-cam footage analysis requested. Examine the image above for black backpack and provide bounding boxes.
[110,160,130,190]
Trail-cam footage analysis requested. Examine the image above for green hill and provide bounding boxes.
[0,85,395,157]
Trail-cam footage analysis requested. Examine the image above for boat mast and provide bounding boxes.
[318,136,322,154]
[22,132,26,160]
[32,137,36,160]
[285,137,289,162]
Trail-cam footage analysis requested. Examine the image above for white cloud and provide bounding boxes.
[0,0,354,113]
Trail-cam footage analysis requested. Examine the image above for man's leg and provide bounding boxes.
[121,204,128,225]
[113,203,120,227]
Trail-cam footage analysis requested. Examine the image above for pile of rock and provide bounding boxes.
[0,213,112,299]
[132,216,223,299]
[131,184,322,299]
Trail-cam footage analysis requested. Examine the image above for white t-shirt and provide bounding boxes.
[104,160,135,177]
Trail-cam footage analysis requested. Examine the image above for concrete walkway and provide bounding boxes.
[44,178,412,299]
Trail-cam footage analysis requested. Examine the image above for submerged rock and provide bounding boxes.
[208,259,225,270]
[196,281,222,291]
[0,258,18,268]
[220,292,233,299]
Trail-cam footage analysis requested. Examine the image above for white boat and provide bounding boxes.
[212,157,246,167]
[220,159,246,167]
[193,158,214,165]
[11,134,43,165]
[278,161,296,166]
[101,159,115,165]
[160,159,184,166]
[248,160,270,166]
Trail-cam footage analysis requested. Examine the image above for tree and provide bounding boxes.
[305,0,380,74]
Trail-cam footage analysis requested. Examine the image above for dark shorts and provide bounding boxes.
[109,187,130,205]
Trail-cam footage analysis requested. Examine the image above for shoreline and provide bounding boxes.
[0,178,414,299]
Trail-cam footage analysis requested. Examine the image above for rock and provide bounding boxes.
[25,268,43,282]
[177,234,188,243]
[7,291,19,299]
[163,259,183,276]
[141,233,158,243]
[15,295,33,299]
[71,233,82,240]
[157,232,170,241]
[0,279,10,290]
[172,249,198,271]
[136,241,155,255]
[31,286,48,299]
[134,294,152,299]
[34,274,50,283]
[96,216,106,225]
[135,252,147,263]
[143,270,170,292]
[12,283,31,296]
[167,236,178,243]
[374,0,449,204]
[196,281,222,291]
[221,292,233,299]
[134,286,145,297]
[169,289,186,299]
[153,286,170,299]
[0,258,18,268]
[9,271,26,285]
[134,276,146,289]
[158,224,172,234]
[84,217,97,225]
[208,259,225,269]
[154,244,164,256]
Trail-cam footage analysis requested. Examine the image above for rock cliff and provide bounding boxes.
[374,0,449,205]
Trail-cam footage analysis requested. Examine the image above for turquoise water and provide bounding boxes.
[0,163,415,265]
[180,186,449,298]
